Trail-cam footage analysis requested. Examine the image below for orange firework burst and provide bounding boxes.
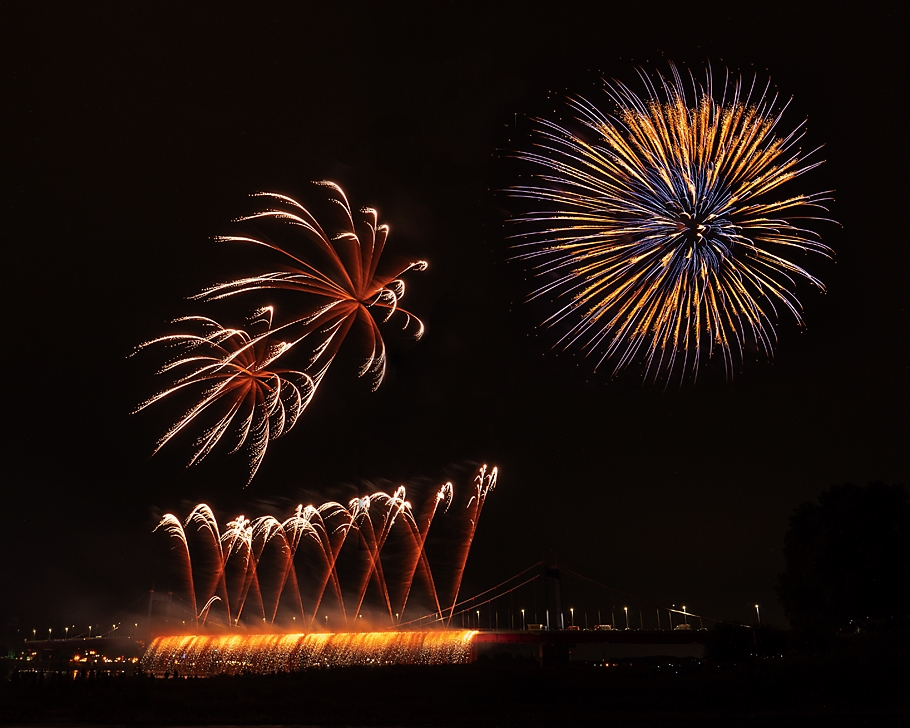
[509,64,835,381]
[135,183,426,482]
[135,310,314,483]
[197,182,426,389]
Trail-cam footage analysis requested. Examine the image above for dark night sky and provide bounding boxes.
[4,2,906,634]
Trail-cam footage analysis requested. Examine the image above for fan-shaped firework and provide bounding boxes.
[508,64,835,381]
[198,182,426,389]
[134,310,315,484]
[135,183,426,483]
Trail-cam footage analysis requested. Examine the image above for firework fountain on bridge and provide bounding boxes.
[142,465,495,674]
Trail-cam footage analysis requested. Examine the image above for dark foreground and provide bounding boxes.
[3,653,908,728]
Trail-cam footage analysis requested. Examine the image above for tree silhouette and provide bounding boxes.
[778,482,909,632]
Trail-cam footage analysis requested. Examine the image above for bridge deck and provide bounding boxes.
[472,629,709,645]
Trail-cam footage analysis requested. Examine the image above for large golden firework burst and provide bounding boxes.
[509,64,835,381]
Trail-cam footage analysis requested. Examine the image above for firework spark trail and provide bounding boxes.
[221,515,250,623]
[135,183,426,483]
[447,465,497,625]
[197,183,427,391]
[269,506,317,625]
[236,516,281,625]
[221,515,258,625]
[155,469,494,630]
[348,488,410,625]
[134,311,315,484]
[153,515,197,625]
[397,482,452,621]
[509,64,835,382]
[305,502,354,629]
[185,504,231,625]
[250,516,299,625]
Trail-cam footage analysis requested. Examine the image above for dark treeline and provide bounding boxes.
[778,481,909,636]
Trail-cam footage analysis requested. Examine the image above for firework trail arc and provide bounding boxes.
[153,467,495,631]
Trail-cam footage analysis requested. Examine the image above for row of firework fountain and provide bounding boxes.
[141,466,496,675]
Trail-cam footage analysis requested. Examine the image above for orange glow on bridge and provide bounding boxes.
[141,630,477,675]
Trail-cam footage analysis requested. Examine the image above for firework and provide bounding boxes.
[134,310,314,484]
[508,64,835,381]
[198,182,426,388]
[153,466,493,631]
[446,464,496,625]
[135,183,426,481]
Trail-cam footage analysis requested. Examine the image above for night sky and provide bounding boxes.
[5,3,906,634]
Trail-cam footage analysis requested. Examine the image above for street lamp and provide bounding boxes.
[570,607,574,627]
[476,610,480,629]
[623,607,629,630]
[755,604,761,627]
[682,606,688,625]
[521,609,525,630]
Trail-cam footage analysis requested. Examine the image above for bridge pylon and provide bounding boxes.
[541,562,564,631]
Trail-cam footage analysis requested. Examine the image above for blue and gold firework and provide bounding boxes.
[509,64,835,381]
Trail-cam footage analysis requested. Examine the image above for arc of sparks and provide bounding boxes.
[153,468,494,631]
